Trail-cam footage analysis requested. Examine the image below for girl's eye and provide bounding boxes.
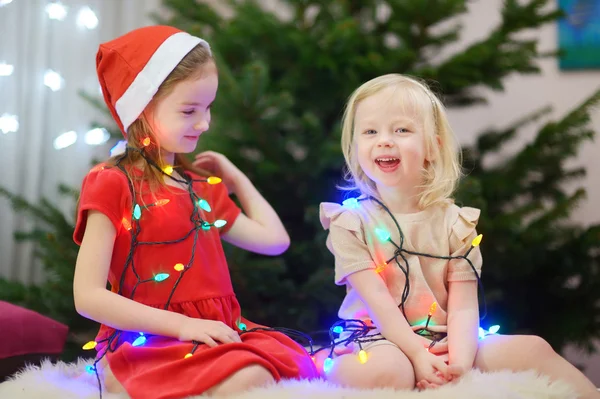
[182,109,195,115]
[365,129,377,135]
[395,127,410,133]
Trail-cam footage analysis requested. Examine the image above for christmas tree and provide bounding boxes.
[1,0,598,357]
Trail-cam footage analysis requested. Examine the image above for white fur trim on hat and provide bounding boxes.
[115,32,211,133]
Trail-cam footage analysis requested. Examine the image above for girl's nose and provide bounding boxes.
[194,119,209,133]
[377,133,394,147]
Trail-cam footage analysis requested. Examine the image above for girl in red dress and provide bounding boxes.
[73,25,318,399]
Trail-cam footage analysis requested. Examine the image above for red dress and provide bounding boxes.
[74,165,318,399]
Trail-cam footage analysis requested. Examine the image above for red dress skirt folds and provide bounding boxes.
[73,165,317,399]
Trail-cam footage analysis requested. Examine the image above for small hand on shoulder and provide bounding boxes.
[193,151,245,194]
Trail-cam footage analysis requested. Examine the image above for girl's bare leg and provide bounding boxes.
[322,344,415,390]
[475,334,599,399]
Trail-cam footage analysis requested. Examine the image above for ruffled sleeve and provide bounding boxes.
[320,202,375,285]
[447,205,483,282]
[73,165,131,245]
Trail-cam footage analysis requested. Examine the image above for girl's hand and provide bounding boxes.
[411,350,450,387]
[193,151,245,194]
[416,363,465,390]
[447,364,465,380]
[417,380,440,390]
[178,317,241,347]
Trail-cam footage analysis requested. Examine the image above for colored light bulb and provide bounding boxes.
[154,273,169,282]
[358,350,368,364]
[323,357,334,373]
[133,204,142,220]
[163,165,174,175]
[122,218,132,231]
[198,199,211,212]
[471,234,483,247]
[82,341,97,350]
[132,333,146,347]
[207,176,221,184]
[342,198,359,208]
[214,220,227,228]
[428,302,437,317]
[154,199,170,207]
[375,228,390,242]
[174,263,184,272]
[332,326,343,334]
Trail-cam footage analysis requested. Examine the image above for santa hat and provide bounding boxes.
[96,25,211,135]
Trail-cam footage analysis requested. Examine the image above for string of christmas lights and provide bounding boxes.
[81,142,496,398]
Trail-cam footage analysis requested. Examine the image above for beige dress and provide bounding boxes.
[319,198,482,355]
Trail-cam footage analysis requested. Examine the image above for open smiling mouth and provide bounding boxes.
[375,157,400,171]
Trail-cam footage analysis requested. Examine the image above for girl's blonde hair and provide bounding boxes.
[340,74,462,209]
[104,43,214,194]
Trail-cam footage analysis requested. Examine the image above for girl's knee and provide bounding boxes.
[516,335,555,358]
[368,347,415,389]
[493,335,556,370]
[239,364,275,388]
[326,346,415,390]
[207,364,274,396]
[232,364,275,390]
[328,365,413,390]
[371,367,414,390]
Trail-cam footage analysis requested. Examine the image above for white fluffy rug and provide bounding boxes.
[0,358,578,399]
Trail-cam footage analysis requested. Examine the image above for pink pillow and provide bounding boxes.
[0,301,68,359]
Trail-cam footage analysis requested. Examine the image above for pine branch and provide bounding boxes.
[474,89,599,208]
[500,0,563,34]
[417,0,562,104]
[58,184,80,203]
[0,187,56,226]
[526,188,587,231]
[385,0,468,57]
[474,105,553,156]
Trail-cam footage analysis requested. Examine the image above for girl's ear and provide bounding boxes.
[426,135,442,162]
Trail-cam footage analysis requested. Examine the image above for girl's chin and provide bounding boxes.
[177,142,199,153]
[373,178,417,191]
